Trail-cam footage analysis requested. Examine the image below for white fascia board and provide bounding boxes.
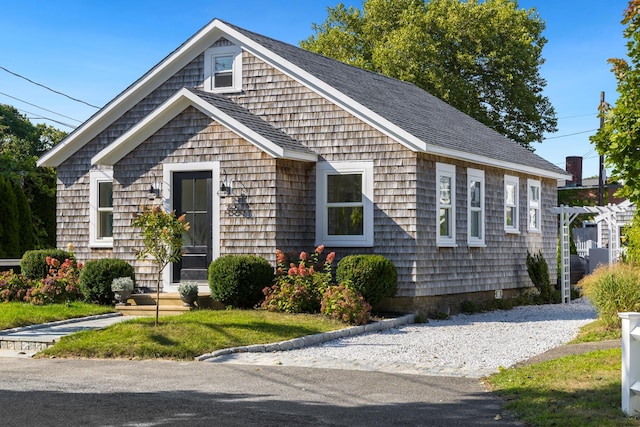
[216,22,565,179]
[92,88,317,165]
[184,90,317,162]
[92,91,192,165]
[39,21,229,168]
[423,143,571,180]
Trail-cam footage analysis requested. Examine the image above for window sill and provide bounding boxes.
[89,241,113,249]
[316,240,374,248]
[527,229,542,234]
[468,243,487,248]
[437,242,457,248]
[505,229,521,235]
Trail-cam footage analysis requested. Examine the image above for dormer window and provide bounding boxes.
[204,44,242,93]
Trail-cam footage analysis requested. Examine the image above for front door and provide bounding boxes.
[172,171,212,282]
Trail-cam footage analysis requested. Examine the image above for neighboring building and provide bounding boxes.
[37,19,568,314]
[558,156,624,206]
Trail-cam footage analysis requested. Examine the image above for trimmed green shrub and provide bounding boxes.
[526,250,553,303]
[79,258,136,305]
[21,249,72,280]
[578,263,640,328]
[209,255,274,308]
[321,284,371,325]
[336,254,397,307]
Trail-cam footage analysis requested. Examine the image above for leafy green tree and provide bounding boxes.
[301,0,557,147]
[132,205,190,326]
[0,104,64,248]
[592,2,640,204]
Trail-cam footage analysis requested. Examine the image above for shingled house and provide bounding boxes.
[38,19,568,313]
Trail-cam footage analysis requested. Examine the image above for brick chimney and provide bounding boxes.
[565,156,583,187]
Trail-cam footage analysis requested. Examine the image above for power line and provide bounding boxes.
[0,91,83,123]
[557,113,597,120]
[16,107,76,129]
[0,65,100,109]
[543,129,599,140]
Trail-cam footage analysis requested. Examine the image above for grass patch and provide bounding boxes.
[37,309,344,360]
[571,318,622,344]
[0,302,115,330]
[487,348,640,426]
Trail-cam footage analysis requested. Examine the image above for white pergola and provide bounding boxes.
[550,204,630,303]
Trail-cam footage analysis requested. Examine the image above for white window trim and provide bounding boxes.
[467,168,485,247]
[204,45,243,93]
[162,162,221,292]
[315,161,374,247]
[436,163,456,247]
[504,175,520,234]
[89,169,114,248]
[527,178,542,233]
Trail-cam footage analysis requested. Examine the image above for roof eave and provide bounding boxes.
[92,88,316,166]
[40,20,230,168]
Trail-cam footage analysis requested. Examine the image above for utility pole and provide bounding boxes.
[598,91,605,206]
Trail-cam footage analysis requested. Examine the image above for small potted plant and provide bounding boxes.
[111,277,134,306]
[178,281,199,307]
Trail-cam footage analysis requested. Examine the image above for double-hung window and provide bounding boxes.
[204,45,242,93]
[467,168,485,246]
[504,175,519,233]
[316,161,374,247]
[436,163,456,247]
[89,169,113,247]
[527,179,542,232]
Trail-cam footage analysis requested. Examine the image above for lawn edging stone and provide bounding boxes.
[195,313,415,362]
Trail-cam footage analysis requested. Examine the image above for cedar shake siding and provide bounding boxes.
[43,20,568,310]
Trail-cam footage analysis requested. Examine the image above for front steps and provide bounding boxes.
[115,292,219,316]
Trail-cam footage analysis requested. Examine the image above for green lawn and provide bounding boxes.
[487,320,638,426]
[37,309,344,360]
[0,302,115,330]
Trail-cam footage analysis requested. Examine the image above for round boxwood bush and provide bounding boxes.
[336,254,397,307]
[79,258,136,305]
[208,255,274,308]
[21,249,72,280]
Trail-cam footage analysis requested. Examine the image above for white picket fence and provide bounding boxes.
[620,313,640,416]
[575,240,597,258]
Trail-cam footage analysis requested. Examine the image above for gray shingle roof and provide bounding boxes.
[225,21,566,176]
[186,88,315,157]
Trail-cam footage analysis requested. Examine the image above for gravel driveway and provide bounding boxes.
[207,298,598,378]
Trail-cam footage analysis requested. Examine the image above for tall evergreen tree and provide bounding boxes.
[13,180,34,254]
[0,104,65,248]
[0,177,20,257]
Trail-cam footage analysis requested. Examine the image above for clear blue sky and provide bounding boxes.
[0,0,630,178]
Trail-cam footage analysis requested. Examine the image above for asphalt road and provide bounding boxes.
[0,358,521,426]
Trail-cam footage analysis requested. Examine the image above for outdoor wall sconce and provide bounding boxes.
[147,173,161,200]
[217,170,236,199]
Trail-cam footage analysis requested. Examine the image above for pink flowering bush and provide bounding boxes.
[321,284,371,325]
[262,246,336,314]
[26,256,84,305]
[1,256,84,305]
[0,270,31,302]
